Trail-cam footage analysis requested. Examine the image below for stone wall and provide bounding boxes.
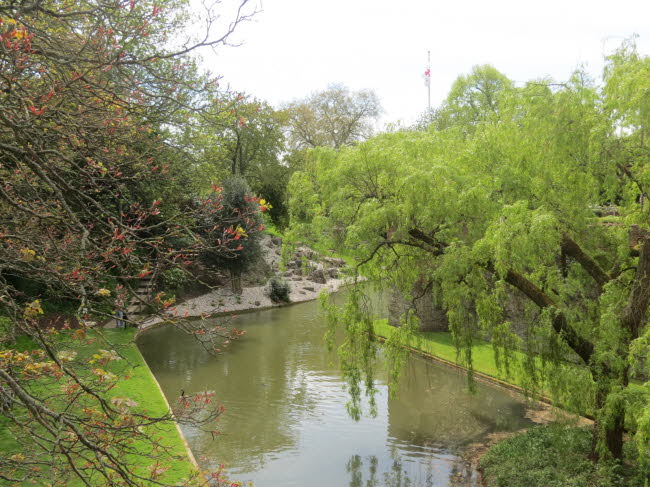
[388,278,448,332]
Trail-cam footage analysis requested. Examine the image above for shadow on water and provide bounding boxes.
[137,291,532,487]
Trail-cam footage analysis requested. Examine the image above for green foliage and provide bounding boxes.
[267,276,291,303]
[161,267,190,293]
[262,214,284,238]
[290,43,650,464]
[321,288,378,420]
[480,425,629,487]
[433,64,513,133]
[183,95,291,225]
[199,176,262,273]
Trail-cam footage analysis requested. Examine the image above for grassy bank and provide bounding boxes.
[373,319,536,389]
[0,328,196,485]
[373,319,645,402]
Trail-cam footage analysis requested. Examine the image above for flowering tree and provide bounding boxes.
[198,177,268,294]
[0,0,265,484]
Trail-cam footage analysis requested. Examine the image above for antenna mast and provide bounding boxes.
[427,50,431,110]
[424,51,431,112]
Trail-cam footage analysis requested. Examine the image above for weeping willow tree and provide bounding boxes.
[289,43,650,467]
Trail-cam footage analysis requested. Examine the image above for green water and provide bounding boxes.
[137,293,532,486]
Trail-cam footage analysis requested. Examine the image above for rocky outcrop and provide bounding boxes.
[279,244,348,286]
[308,268,327,284]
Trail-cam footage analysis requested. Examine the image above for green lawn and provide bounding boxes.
[374,318,533,386]
[0,328,197,486]
[373,319,647,418]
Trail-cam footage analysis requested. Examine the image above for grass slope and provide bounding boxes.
[373,319,533,387]
[0,328,195,486]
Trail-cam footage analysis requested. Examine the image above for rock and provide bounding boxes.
[254,301,261,306]
[303,286,315,292]
[297,246,317,260]
[327,268,339,279]
[283,270,294,277]
[291,276,303,281]
[324,257,346,268]
[287,259,300,269]
[308,268,326,284]
[271,236,282,246]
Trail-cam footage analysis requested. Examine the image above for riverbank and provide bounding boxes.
[372,318,598,485]
[373,319,549,398]
[0,328,198,486]
[138,275,355,331]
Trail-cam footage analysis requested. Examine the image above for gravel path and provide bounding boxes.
[104,235,354,330]
[137,276,353,330]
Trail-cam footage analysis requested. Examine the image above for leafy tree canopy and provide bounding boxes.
[284,84,381,150]
[289,43,650,469]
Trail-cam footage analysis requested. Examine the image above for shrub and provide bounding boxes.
[162,267,189,292]
[480,425,627,487]
[267,277,291,303]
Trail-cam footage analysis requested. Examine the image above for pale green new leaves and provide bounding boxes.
[291,48,650,463]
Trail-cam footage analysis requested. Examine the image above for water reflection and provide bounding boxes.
[387,358,528,449]
[345,449,460,487]
[137,294,531,486]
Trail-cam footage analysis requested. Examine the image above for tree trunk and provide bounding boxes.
[591,367,627,462]
[230,268,243,295]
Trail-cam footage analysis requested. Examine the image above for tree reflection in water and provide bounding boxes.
[345,451,444,487]
[346,451,478,487]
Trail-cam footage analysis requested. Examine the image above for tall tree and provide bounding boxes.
[0,0,262,484]
[183,95,290,225]
[285,84,381,150]
[291,51,650,466]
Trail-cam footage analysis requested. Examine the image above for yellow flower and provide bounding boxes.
[20,248,36,262]
[24,300,44,319]
[95,288,111,297]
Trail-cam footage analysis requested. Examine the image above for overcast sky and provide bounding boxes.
[200,0,650,127]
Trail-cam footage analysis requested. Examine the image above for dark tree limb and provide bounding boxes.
[487,264,595,365]
[620,237,650,338]
[560,235,610,290]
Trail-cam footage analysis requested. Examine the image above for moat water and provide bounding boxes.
[138,291,532,487]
